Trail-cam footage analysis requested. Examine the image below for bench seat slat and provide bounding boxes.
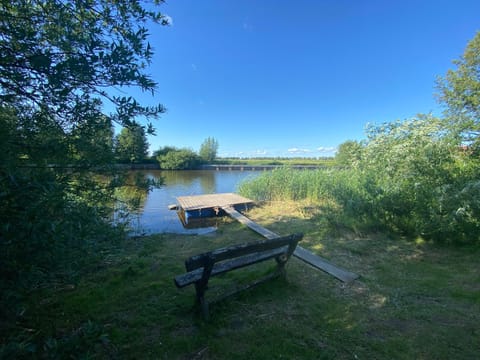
[175,246,286,288]
[185,234,302,271]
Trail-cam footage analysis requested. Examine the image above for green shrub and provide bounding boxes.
[157,148,200,170]
[358,116,480,242]
[240,117,480,244]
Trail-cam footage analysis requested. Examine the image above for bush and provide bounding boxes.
[358,116,480,242]
[157,148,200,170]
[240,117,480,244]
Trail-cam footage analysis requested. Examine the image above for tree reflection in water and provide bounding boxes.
[116,170,260,235]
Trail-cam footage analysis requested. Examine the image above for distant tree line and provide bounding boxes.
[84,121,219,168]
[153,137,219,169]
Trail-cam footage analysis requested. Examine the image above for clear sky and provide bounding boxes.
[129,0,480,157]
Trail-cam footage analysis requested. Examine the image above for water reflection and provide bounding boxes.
[114,171,154,229]
[199,171,216,194]
[123,170,259,235]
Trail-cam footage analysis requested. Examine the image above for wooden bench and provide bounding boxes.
[174,233,303,319]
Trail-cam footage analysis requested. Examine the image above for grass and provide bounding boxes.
[3,201,480,359]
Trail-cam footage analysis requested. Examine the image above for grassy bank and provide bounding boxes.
[3,201,479,359]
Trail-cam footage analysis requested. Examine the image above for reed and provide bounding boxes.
[238,166,378,231]
[239,167,314,201]
[238,166,361,202]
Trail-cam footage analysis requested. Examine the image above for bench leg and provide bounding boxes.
[194,283,210,319]
[192,256,214,320]
[199,294,209,320]
[275,254,288,277]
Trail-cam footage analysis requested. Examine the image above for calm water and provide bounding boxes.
[126,170,261,235]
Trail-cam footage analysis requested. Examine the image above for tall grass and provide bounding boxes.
[238,166,367,205]
[239,161,480,244]
[238,167,375,231]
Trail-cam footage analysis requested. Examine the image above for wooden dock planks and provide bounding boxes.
[177,193,254,211]
[222,206,359,283]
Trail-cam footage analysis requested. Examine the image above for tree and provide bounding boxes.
[335,140,363,166]
[157,147,200,169]
[437,31,480,149]
[71,114,115,165]
[153,146,179,157]
[0,0,169,317]
[199,137,219,162]
[357,115,479,243]
[0,0,167,135]
[115,123,149,163]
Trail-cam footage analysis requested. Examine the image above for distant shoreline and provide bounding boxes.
[119,156,336,170]
[197,164,324,171]
[119,163,335,171]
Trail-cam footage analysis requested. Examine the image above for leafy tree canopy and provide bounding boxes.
[357,114,479,242]
[0,0,168,304]
[157,147,200,170]
[0,0,167,164]
[199,137,219,163]
[335,140,363,166]
[153,146,179,157]
[115,122,149,163]
[437,31,480,148]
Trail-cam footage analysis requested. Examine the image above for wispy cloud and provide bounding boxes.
[253,149,267,156]
[191,63,197,71]
[220,147,337,158]
[288,147,312,154]
[317,146,337,154]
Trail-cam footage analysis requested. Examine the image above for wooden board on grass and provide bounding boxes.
[222,206,359,283]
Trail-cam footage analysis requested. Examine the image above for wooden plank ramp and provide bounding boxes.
[223,206,279,240]
[222,206,359,283]
[293,246,359,283]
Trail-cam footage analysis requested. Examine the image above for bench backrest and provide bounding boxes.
[185,233,303,272]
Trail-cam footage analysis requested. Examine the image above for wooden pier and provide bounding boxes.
[176,193,254,224]
[175,193,359,283]
[177,193,254,212]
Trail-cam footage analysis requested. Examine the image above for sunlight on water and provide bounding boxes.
[125,170,260,235]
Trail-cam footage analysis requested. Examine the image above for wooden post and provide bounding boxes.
[194,255,215,319]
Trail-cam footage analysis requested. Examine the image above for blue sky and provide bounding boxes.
[128,0,480,157]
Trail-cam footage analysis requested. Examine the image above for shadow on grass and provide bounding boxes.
[4,201,479,359]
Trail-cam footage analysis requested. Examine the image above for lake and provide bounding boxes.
[124,170,261,235]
